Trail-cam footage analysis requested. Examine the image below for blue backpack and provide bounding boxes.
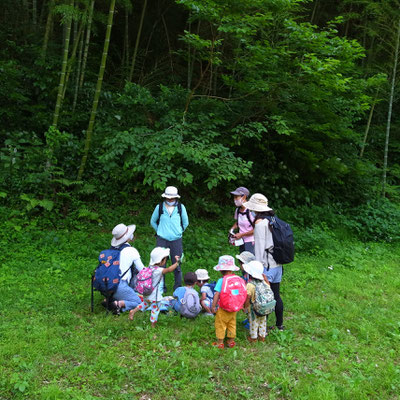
[204,281,217,296]
[265,216,295,266]
[93,244,130,296]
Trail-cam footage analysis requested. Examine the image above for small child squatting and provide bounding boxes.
[129,247,180,327]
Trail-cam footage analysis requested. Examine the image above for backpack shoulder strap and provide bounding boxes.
[177,202,184,231]
[245,208,253,226]
[156,201,164,226]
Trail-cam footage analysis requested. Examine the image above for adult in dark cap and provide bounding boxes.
[229,186,255,254]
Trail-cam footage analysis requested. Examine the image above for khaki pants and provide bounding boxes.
[215,308,237,340]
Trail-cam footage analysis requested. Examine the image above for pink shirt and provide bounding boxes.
[234,208,255,243]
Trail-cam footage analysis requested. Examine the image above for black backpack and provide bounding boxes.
[265,216,295,266]
[156,201,184,231]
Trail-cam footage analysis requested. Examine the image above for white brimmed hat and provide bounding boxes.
[161,186,180,199]
[111,223,136,247]
[243,260,264,280]
[243,193,272,212]
[150,247,170,265]
[195,269,210,281]
[236,251,256,265]
[214,255,240,272]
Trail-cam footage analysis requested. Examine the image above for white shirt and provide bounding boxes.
[119,245,144,282]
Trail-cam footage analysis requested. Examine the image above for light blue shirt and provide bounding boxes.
[214,278,224,293]
[150,202,189,241]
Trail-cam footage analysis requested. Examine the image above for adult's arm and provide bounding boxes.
[133,257,144,272]
[150,204,160,232]
[181,204,189,231]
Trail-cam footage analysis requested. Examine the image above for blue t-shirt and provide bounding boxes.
[173,287,187,312]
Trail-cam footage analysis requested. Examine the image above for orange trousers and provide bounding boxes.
[215,308,237,340]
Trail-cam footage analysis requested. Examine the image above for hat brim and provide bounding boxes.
[150,248,170,265]
[161,193,181,199]
[230,190,244,196]
[111,224,136,247]
[243,263,264,280]
[243,201,272,212]
[213,265,240,272]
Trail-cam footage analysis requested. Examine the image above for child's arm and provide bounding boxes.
[162,256,180,275]
[211,292,220,314]
[262,274,270,285]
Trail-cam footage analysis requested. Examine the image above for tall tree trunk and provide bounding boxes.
[61,20,84,102]
[52,0,73,128]
[79,0,95,90]
[41,0,55,62]
[382,19,400,197]
[359,100,376,158]
[122,5,130,77]
[78,0,117,180]
[32,0,37,29]
[310,0,319,24]
[73,33,84,112]
[129,0,148,82]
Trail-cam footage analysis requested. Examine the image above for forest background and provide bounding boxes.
[1,1,400,399]
[1,0,400,232]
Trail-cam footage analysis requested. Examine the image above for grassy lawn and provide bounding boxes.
[0,213,399,400]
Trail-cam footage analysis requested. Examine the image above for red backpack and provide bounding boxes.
[219,274,247,312]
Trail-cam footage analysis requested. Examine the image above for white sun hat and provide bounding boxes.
[150,247,170,265]
[111,223,136,247]
[213,255,240,272]
[243,260,264,281]
[236,251,256,265]
[243,193,272,212]
[161,186,181,199]
[195,269,210,281]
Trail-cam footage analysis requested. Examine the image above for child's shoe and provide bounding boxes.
[247,336,257,343]
[212,342,224,349]
[258,335,266,342]
[227,340,236,348]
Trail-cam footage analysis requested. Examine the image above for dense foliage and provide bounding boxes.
[1,0,399,214]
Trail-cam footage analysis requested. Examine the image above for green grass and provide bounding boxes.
[0,214,399,400]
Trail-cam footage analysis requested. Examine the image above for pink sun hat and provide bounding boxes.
[213,255,240,272]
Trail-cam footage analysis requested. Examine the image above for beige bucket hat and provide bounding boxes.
[243,193,272,212]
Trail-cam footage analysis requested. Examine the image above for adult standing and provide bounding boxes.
[110,223,144,313]
[230,187,255,254]
[243,193,285,331]
[150,186,189,291]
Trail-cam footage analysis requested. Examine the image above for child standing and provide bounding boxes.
[195,269,214,315]
[129,247,180,327]
[243,260,275,342]
[173,272,201,318]
[211,255,247,349]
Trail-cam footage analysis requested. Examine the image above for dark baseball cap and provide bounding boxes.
[230,187,250,196]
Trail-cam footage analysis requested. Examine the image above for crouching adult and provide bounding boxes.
[109,223,144,314]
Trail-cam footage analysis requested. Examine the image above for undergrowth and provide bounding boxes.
[0,207,399,399]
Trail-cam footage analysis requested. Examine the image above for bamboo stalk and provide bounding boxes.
[382,19,400,197]
[78,0,117,180]
[40,0,55,61]
[129,0,148,82]
[79,0,95,90]
[52,0,73,128]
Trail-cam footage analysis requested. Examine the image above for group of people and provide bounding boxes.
[100,185,285,348]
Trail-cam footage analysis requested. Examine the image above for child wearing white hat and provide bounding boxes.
[243,261,274,342]
[195,269,214,315]
[129,247,180,327]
